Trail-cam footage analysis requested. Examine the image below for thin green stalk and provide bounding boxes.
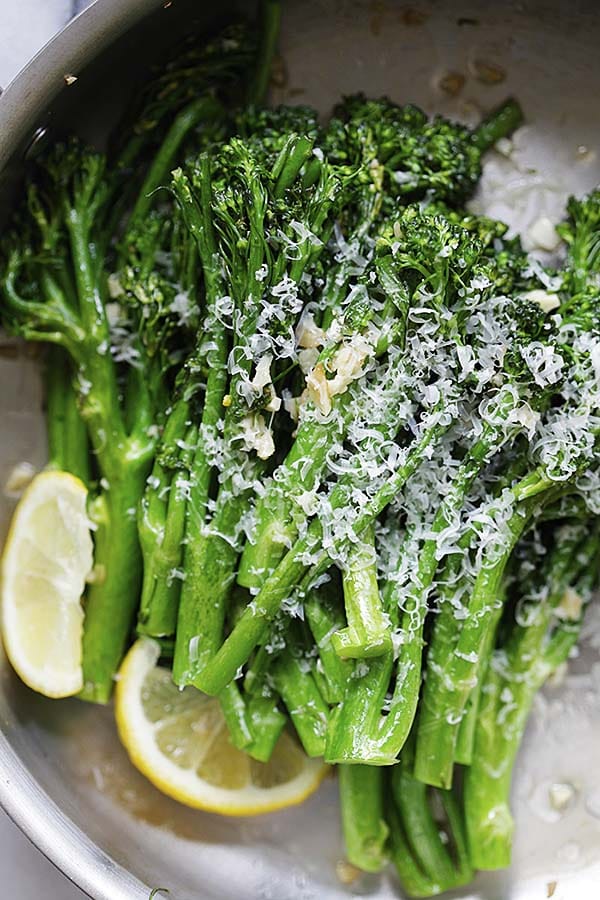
[327,402,519,764]
[169,143,325,748]
[137,398,192,636]
[271,641,329,757]
[471,98,524,152]
[387,747,473,895]
[245,691,287,763]
[247,0,282,106]
[333,523,392,659]
[220,678,286,760]
[424,533,501,768]
[339,765,389,873]
[66,207,129,479]
[175,494,247,685]
[391,767,459,888]
[218,680,254,750]
[414,479,561,789]
[464,523,600,869]
[194,405,450,696]
[244,611,331,758]
[387,801,444,899]
[238,257,410,592]
[453,599,503,767]
[304,578,352,704]
[173,152,271,686]
[439,790,473,885]
[218,601,286,759]
[427,466,536,767]
[81,468,149,702]
[237,394,354,589]
[127,96,223,233]
[178,141,339,690]
[45,347,90,483]
[66,199,155,700]
[168,157,232,681]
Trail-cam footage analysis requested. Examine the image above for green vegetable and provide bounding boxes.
[339,764,389,873]
[387,746,473,896]
[464,520,600,869]
[3,5,600,893]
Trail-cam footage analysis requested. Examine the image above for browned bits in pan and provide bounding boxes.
[400,8,429,26]
[270,54,288,88]
[335,860,362,885]
[438,71,466,96]
[471,59,506,85]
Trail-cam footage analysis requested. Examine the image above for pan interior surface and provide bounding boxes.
[0,1,599,898]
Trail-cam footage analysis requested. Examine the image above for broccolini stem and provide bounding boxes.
[387,750,473,895]
[247,0,282,106]
[439,790,473,886]
[333,523,392,659]
[271,641,329,757]
[138,405,196,638]
[65,207,127,476]
[273,135,315,198]
[328,400,519,764]
[168,156,232,682]
[194,406,449,696]
[453,598,504,766]
[66,199,155,700]
[238,257,411,591]
[471,98,524,152]
[463,659,513,869]
[464,522,600,869]
[387,800,443,899]
[303,579,352,704]
[245,691,287,762]
[127,96,223,233]
[45,348,90,484]
[179,142,339,691]
[414,479,562,789]
[237,393,355,590]
[391,763,461,888]
[174,495,245,685]
[218,680,255,751]
[421,537,475,766]
[224,594,283,752]
[80,468,149,702]
[339,765,389,873]
[173,147,274,685]
[216,648,285,758]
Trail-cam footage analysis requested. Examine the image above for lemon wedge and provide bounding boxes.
[1,470,93,698]
[115,638,328,815]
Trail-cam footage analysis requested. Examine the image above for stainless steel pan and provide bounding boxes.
[1,1,599,897]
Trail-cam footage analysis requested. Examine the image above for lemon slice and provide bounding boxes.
[115,638,329,815]
[1,470,93,698]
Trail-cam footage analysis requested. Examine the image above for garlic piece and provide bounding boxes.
[250,354,273,391]
[556,587,583,621]
[526,216,561,252]
[306,362,332,415]
[327,336,371,397]
[265,394,282,413]
[3,461,36,497]
[296,312,326,349]
[298,347,320,374]
[524,289,560,313]
[241,413,275,460]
